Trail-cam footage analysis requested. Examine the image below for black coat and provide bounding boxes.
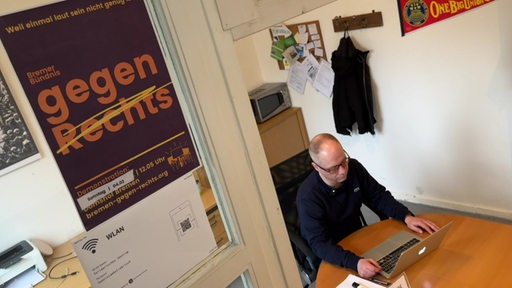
[331,36,376,135]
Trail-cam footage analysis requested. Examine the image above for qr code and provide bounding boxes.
[170,201,196,240]
[180,218,192,233]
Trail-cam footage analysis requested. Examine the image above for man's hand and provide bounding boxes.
[404,215,440,234]
[357,258,381,278]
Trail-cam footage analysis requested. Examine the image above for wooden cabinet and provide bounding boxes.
[257,107,309,167]
[207,207,228,247]
[195,167,228,247]
[200,187,228,247]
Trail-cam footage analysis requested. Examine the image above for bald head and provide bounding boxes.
[309,133,349,186]
[309,133,342,163]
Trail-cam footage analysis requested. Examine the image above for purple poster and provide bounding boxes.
[0,0,200,230]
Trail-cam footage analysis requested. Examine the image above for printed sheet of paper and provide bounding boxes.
[302,54,319,83]
[307,23,318,35]
[389,273,411,288]
[287,62,308,94]
[337,274,384,288]
[337,273,411,288]
[73,175,217,288]
[4,268,45,288]
[312,59,334,98]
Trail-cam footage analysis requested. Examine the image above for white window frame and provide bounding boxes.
[147,0,302,286]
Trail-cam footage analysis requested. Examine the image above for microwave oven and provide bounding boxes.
[249,82,292,123]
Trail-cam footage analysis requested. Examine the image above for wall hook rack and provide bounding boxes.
[332,10,383,32]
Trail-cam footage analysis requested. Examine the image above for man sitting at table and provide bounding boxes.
[296,133,439,278]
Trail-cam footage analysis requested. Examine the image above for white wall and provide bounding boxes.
[0,1,86,251]
[1,0,510,254]
[239,0,512,219]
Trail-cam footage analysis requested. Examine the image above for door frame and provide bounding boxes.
[148,0,302,286]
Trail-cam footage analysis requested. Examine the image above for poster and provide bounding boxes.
[0,0,200,230]
[397,0,494,35]
[0,70,39,176]
[73,175,217,288]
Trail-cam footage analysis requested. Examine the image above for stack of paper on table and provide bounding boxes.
[337,274,384,288]
[337,273,410,288]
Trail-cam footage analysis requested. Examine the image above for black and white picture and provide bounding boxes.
[0,70,39,176]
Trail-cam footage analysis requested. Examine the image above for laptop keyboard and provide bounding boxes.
[377,238,421,274]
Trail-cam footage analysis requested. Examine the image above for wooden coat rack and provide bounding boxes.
[332,10,383,32]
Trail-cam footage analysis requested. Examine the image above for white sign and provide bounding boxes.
[73,174,217,287]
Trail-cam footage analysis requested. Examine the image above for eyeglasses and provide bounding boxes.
[314,151,350,174]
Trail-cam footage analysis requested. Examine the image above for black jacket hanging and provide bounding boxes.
[331,35,376,135]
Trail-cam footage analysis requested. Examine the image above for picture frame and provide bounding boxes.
[0,70,39,176]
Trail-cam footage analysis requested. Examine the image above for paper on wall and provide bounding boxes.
[287,62,308,94]
[312,59,334,98]
[72,175,217,288]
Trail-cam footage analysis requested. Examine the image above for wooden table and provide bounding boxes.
[316,214,512,287]
[35,241,91,288]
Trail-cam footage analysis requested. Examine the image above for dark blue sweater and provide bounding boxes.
[296,159,411,271]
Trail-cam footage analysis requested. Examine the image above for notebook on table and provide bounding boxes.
[362,221,453,279]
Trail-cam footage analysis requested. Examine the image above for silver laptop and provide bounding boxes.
[362,221,453,279]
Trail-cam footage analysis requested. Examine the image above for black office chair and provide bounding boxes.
[270,150,389,287]
[276,177,320,286]
[270,150,319,286]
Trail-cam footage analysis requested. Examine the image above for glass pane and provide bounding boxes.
[145,1,234,284]
[145,0,232,253]
[227,271,253,288]
[193,166,230,249]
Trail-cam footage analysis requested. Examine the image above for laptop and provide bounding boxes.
[362,221,453,279]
